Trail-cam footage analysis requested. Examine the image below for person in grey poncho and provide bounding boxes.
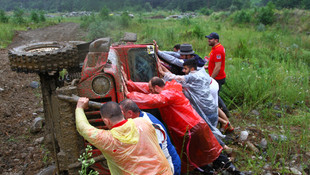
[158,57,227,145]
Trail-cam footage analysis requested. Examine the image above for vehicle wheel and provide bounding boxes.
[8,41,79,73]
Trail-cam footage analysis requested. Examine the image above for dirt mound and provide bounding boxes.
[0,22,87,174]
[8,22,86,49]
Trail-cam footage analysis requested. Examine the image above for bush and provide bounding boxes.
[80,13,95,29]
[233,10,251,24]
[0,10,9,23]
[256,23,266,32]
[13,9,25,24]
[30,11,40,23]
[99,6,109,20]
[180,17,191,26]
[200,7,213,16]
[232,39,250,59]
[258,2,275,25]
[39,11,46,22]
[120,11,131,27]
[87,20,111,39]
[192,24,204,39]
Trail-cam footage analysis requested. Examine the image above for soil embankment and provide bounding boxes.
[0,22,86,175]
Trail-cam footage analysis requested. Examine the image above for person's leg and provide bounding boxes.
[215,78,230,117]
[216,78,226,93]
[218,108,229,123]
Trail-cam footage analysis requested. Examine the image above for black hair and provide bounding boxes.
[173,44,180,50]
[183,58,197,70]
[150,77,165,88]
[100,101,124,121]
[119,99,140,114]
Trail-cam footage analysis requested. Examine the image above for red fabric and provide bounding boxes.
[126,80,222,172]
[111,120,128,129]
[208,43,226,80]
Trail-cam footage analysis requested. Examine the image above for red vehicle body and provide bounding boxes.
[63,37,158,174]
[9,35,160,174]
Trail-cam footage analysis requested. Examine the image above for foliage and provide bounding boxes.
[200,7,213,16]
[13,8,25,24]
[0,10,9,23]
[257,2,275,25]
[233,10,251,24]
[31,11,40,23]
[120,11,131,27]
[99,6,110,20]
[39,11,46,22]
[78,145,99,175]
[144,2,153,12]
[0,0,308,13]
[192,24,204,39]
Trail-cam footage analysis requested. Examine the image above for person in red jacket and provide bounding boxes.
[122,72,244,174]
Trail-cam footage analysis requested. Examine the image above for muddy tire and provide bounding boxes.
[8,42,79,73]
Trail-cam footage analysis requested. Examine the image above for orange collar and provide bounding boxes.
[208,43,222,56]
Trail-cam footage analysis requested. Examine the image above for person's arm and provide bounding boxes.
[120,66,151,94]
[127,91,170,109]
[163,72,185,83]
[162,51,180,58]
[211,62,221,79]
[158,51,184,67]
[127,80,150,94]
[75,98,108,147]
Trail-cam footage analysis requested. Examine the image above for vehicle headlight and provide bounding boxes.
[92,75,111,95]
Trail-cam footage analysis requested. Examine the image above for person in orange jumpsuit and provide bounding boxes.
[75,97,172,175]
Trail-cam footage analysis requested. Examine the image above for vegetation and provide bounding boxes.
[0,0,309,12]
[78,145,99,175]
[0,5,309,174]
[79,8,309,174]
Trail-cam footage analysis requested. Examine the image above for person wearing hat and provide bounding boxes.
[205,32,226,90]
[205,32,231,118]
[154,40,206,72]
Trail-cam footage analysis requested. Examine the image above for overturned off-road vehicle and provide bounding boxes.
[8,33,160,174]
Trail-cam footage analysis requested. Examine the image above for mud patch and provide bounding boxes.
[1,22,87,174]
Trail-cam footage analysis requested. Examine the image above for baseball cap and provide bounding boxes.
[205,32,219,39]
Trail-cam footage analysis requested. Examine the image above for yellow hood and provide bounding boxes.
[110,119,139,144]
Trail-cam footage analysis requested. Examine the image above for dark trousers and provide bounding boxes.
[215,78,226,93]
[215,78,230,117]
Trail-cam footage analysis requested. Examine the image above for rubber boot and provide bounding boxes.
[226,163,245,175]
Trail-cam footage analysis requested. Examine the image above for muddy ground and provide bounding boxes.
[0,22,86,175]
[0,22,308,175]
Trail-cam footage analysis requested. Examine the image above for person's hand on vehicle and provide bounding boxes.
[161,63,170,73]
[77,97,89,109]
[121,66,128,84]
[153,40,159,53]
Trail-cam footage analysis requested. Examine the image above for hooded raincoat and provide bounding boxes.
[163,68,225,140]
[126,80,222,172]
[76,108,172,175]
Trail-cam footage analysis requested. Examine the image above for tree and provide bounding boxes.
[99,6,109,20]
[0,10,9,23]
[13,8,25,24]
[258,2,275,25]
[30,11,40,23]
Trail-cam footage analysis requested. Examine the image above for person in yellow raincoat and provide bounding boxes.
[75,97,172,175]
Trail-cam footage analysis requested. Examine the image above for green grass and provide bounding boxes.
[0,9,309,174]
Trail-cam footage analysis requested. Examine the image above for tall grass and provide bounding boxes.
[78,11,310,114]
